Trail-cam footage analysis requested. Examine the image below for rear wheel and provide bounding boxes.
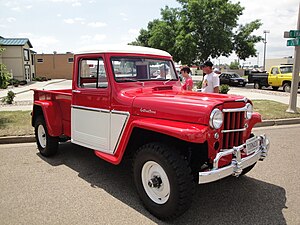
[254,82,261,89]
[283,83,291,93]
[34,116,58,157]
[133,143,195,220]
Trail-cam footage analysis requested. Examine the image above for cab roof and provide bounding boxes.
[75,45,171,57]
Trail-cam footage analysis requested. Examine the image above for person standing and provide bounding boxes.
[201,61,220,93]
[180,66,193,91]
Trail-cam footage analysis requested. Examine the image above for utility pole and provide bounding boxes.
[286,3,300,113]
[263,30,270,71]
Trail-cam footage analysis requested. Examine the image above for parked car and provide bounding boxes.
[219,72,247,87]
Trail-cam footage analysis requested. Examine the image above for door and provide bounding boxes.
[24,65,31,82]
[71,56,129,154]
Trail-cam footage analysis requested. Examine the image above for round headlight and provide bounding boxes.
[209,108,224,129]
[245,103,253,119]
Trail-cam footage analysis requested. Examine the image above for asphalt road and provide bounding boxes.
[0,125,299,225]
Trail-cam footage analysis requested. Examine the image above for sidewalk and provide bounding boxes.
[0,79,71,111]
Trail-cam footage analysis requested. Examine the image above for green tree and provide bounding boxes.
[233,19,263,60]
[0,46,12,89]
[130,0,262,65]
[229,60,240,69]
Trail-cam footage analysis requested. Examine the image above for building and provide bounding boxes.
[265,57,294,72]
[35,52,74,79]
[0,36,35,82]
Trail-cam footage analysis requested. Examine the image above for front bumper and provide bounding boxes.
[198,134,269,184]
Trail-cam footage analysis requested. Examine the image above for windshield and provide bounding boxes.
[280,66,293,74]
[111,57,177,82]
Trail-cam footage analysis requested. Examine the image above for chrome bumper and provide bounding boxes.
[198,134,269,184]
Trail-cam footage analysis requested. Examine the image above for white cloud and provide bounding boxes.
[120,12,128,21]
[64,19,75,24]
[63,17,85,24]
[7,17,16,23]
[72,2,81,7]
[87,22,107,27]
[11,7,21,12]
[93,34,106,41]
[80,34,107,43]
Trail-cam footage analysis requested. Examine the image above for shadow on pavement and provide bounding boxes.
[38,142,287,225]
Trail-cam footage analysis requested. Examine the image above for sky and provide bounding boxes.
[0,0,299,66]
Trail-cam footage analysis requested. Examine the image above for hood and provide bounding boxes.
[122,85,246,125]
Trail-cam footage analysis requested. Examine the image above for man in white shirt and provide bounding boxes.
[201,61,220,93]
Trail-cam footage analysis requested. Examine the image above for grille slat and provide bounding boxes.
[222,111,245,149]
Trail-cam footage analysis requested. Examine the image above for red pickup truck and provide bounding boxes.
[32,46,269,220]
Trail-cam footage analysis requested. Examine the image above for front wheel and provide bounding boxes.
[133,143,195,220]
[34,116,58,157]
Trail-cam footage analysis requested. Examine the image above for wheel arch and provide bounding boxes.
[124,127,209,170]
[32,101,63,137]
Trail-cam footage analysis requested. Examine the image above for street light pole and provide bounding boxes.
[263,30,270,71]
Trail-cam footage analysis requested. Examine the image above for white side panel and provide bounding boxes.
[71,107,110,153]
[110,112,129,153]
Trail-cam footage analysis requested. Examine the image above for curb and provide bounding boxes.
[0,135,36,144]
[254,118,300,127]
[1,118,300,145]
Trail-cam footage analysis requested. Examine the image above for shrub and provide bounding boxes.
[219,84,230,94]
[8,78,20,87]
[2,90,16,104]
[33,76,48,81]
[195,80,202,89]
[0,64,12,89]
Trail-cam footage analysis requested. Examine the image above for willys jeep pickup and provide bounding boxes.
[31,45,269,220]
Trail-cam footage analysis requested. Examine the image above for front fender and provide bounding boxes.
[33,101,63,137]
[130,117,208,143]
[249,112,262,130]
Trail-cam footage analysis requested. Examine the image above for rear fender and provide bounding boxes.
[32,101,63,137]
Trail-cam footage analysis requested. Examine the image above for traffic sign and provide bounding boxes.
[287,38,300,46]
[289,30,300,38]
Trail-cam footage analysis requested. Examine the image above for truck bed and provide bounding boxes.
[33,89,72,137]
[248,72,269,87]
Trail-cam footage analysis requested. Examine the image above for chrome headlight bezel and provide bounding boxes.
[245,103,253,119]
[209,108,224,129]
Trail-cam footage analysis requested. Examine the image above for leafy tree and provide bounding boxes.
[0,46,12,89]
[229,60,240,69]
[233,19,263,60]
[130,0,262,65]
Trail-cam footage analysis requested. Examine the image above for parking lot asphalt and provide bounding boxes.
[1,79,300,144]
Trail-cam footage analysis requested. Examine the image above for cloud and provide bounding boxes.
[63,17,85,25]
[93,34,106,41]
[120,12,128,21]
[7,17,16,23]
[87,22,107,27]
[14,33,60,53]
[48,0,82,7]
[80,34,107,43]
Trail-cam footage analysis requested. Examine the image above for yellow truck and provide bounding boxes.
[249,64,300,92]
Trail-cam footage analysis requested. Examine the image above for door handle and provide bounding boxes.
[72,90,81,93]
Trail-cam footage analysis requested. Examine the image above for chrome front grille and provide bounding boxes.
[222,111,245,150]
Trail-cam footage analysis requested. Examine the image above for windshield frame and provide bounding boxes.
[110,56,178,83]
